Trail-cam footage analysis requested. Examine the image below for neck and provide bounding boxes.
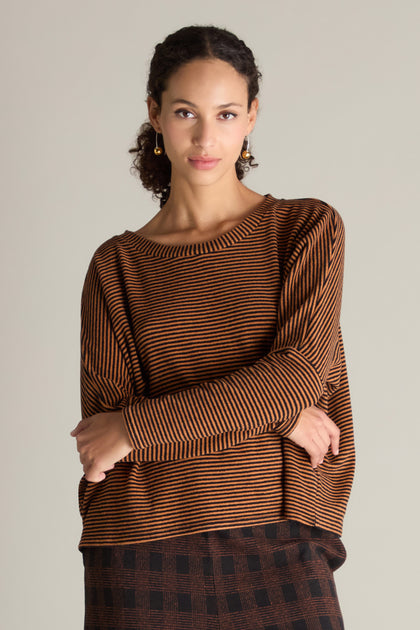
[159,173,264,234]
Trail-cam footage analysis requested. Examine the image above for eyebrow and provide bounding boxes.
[170,99,243,109]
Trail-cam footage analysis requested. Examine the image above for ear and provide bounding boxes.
[147,96,162,133]
[246,98,259,135]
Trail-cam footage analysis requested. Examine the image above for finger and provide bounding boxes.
[306,442,322,468]
[70,419,88,437]
[316,413,340,456]
[322,416,340,456]
[84,465,106,483]
[311,434,329,467]
[79,451,92,466]
[314,424,331,453]
[312,430,331,464]
[310,450,321,468]
[85,472,106,483]
[329,425,340,456]
[70,423,82,436]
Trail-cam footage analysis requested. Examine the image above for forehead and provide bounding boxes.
[163,58,248,103]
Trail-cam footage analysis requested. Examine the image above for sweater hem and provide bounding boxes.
[78,512,343,550]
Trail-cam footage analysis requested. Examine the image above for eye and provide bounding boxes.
[175,109,195,119]
[218,112,237,120]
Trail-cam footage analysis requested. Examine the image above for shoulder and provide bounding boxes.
[269,194,343,222]
[82,232,131,291]
[268,195,344,239]
[87,232,128,269]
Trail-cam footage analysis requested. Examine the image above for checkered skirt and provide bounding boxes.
[82,520,346,630]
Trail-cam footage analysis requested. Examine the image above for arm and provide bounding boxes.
[72,238,279,478]
[78,249,146,420]
[71,253,141,480]
[121,202,345,449]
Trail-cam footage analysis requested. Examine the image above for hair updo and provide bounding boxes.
[128,25,262,207]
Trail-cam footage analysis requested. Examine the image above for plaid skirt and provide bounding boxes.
[82,520,346,630]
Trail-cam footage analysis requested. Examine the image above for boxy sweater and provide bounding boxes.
[78,194,355,547]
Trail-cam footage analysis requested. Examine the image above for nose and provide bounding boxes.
[192,118,215,151]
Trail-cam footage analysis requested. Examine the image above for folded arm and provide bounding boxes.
[75,202,345,468]
[120,203,345,449]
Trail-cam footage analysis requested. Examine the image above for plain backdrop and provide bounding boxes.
[1,1,419,628]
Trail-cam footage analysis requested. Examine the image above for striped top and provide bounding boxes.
[78,194,355,548]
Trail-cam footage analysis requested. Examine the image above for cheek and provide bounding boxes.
[226,117,249,140]
[161,125,181,148]
[160,126,190,166]
[164,127,197,162]
[224,126,247,153]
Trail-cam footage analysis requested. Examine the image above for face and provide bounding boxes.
[148,58,258,187]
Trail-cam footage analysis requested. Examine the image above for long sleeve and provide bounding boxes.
[80,246,272,462]
[80,254,146,421]
[121,202,345,449]
[77,198,355,545]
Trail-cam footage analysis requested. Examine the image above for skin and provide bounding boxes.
[140,58,264,243]
[71,58,340,483]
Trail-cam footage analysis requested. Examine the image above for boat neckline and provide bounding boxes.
[123,194,282,258]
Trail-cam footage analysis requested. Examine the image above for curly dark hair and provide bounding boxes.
[128,25,262,207]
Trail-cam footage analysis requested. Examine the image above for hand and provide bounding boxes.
[286,405,340,468]
[70,411,133,483]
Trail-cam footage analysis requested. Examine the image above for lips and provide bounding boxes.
[188,156,221,170]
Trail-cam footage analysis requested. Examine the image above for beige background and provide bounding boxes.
[1,1,419,628]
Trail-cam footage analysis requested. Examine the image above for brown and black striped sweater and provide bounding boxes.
[78,194,355,548]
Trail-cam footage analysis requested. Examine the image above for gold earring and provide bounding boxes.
[241,136,251,160]
[154,132,163,156]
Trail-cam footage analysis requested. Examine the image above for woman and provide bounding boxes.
[71,25,355,630]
